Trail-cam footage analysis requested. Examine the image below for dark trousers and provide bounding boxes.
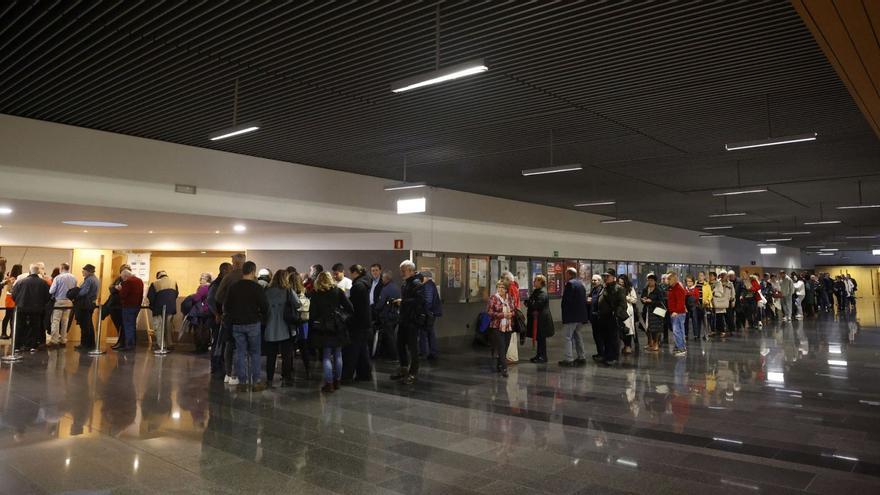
[536,335,547,359]
[419,323,439,358]
[376,319,398,359]
[121,307,139,347]
[264,338,295,383]
[725,308,735,333]
[491,329,512,370]
[590,316,604,357]
[77,306,95,348]
[210,319,224,374]
[110,307,124,345]
[686,308,703,338]
[600,315,620,363]
[397,324,420,376]
[342,329,372,381]
[713,311,726,333]
[16,311,43,350]
[2,308,15,336]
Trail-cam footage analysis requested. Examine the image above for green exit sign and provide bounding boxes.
[553,250,559,257]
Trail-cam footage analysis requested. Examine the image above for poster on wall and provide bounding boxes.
[477,258,488,287]
[127,253,151,282]
[468,259,480,298]
[515,261,529,295]
[446,257,461,288]
[578,261,591,281]
[547,261,563,295]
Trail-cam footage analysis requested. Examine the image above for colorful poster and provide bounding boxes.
[446,257,461,288]
[515,261,529,290]
[469,259,480,298]
[579,261,591,281]
[547,261,563,295]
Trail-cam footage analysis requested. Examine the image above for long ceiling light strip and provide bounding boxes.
[724,132,817,151]
[384,181,427,191]
[780,231,811,235]
[845,235,878,239]
[837,204,880,209]
[575,201,616,207]
[522,164,583,176]
[766,238,792,242]
[391,59,489,93]
[804,220,841,225]
[712,189,768,197]
[703,226,734,230]
[209,78,260,141]
[600,218,632,224]
[708,212,746,218]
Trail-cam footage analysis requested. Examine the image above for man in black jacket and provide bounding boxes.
[224,261,269,392]
[597,268,627,366]
[391,260,426,385]
[342,264,373,383]
[11,264,51,352]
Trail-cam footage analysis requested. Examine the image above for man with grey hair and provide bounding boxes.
[778,270,794,322]
[11,264,51,352]
[48,263,77,346]
[373,270,400,360]
[74,264,100,350]
[391,260,427,385]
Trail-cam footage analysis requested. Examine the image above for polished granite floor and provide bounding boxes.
[1,303,880,495]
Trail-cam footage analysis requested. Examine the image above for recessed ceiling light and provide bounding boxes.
[233,224,247,233]
[780,232,811,235]
[708,212,746,218]
[82,230,88,233]
[765,238,792,242]
[836,204,880,209]
[214,230,220,234]
[63,221,128,227]
[148,230,154,234]
[397,197,427,214]
[575,201,616,207]
[724,132,817,151]
[703,226,734,230]
[712,189,767,197]
[521,164,583,176]
[0,207,12,215]
[391,58,488,93]
[803,220,841,225]
[200,251,207,254]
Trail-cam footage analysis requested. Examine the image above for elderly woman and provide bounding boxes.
[501,271,521,365]
[189,272,213,353]
[525,274,554,363]
[487,280,514,377]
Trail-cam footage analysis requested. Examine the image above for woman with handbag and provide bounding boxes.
[618,274,637,355]
[502,271,521,365]
[526,274,554,363]
[287,267,313,379]
[640,274,665,352]
[308,271,353,393]
[487,280,514,377]
[263,270,300,387]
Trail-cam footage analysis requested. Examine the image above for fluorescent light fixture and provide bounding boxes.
[615,458,638,468]
[817,252,835,256]
[845,235,877,239]
[760,247,777,254]
[724,132,817,151]
[233,224,247,233]
[62,220,128,228]
[836,204,880,209]
[712,189,767,197]
[703,226,733,230]
[708,212,746,218]
[832,454,859,462]
[803,220,841,225]
[780,232,811,235]
[874,249,880,255]
[574,201,616,207]
[0,207,12,215]
[391,59,488,93]
[699,234,723,238]
[827,359,847,367]
[712,437,743,445]
[397,197,426,214]
[208,122,260,141]
[765,238,791,242]
[384,181,427,191]
[600,218,632,224]
[521,164,583,176]
[819,248,838,251]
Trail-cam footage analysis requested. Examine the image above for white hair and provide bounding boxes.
[400,260,416,271]
[501,271,515,282]
[591,274,602,282]
[727,270,736,276]
[28,263,40,274]
[121,269,132,277]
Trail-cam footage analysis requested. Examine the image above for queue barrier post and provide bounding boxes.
[154,306,170,356]
[1,309,22,362]
[88,303,105,356]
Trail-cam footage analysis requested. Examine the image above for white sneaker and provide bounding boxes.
[674,350,687,357]
[227,376,239,385]
[223,375,230,384]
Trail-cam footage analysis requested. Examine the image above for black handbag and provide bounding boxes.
[282,290,301,326]
[512,308,526,334]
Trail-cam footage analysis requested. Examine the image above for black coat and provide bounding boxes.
[308,287,354,348]
[598,282,628,321]
[12,274,51,313]
[348,275,372,336]
[640,286,665,333]
[524,287,554,338]
[399,274,428,329]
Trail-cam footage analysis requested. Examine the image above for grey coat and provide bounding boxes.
[263,287,300,342]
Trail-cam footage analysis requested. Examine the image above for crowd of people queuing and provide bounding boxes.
[0,255,861,393]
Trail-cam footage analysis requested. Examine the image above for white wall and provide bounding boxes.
[0,114,802,267]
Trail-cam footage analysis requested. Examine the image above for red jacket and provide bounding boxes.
[119,276,144,308]
[667,282,687,314]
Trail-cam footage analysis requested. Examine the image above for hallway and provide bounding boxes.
[1,307,879,494]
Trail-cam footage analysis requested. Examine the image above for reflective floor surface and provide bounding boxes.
[1,304,880,494]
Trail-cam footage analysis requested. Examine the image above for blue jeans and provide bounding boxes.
[323,347,342,383]
[671,313,686,351]
[122,307,139,347]
[562,322,585,361]
[233,323,262,384]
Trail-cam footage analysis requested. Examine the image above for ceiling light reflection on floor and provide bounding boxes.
[827,359,847,367]
[766,371,785,383]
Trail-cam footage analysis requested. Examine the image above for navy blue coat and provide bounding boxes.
[561,279,589,323]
